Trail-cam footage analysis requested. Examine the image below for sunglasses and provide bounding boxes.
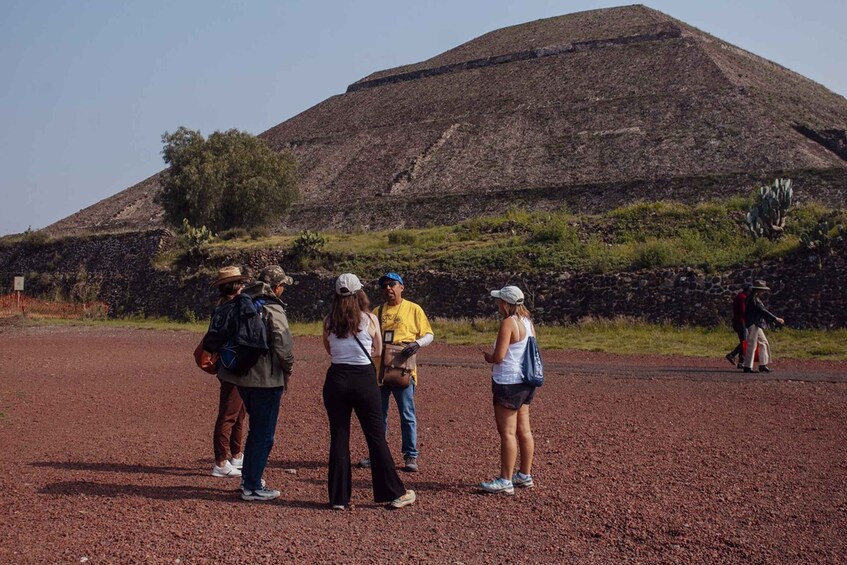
[381,281,399,288]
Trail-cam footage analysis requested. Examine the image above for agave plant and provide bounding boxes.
[746,178,793,240]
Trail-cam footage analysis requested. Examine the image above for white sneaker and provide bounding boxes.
[388,489,416,509]
[479,477,514,494]
[211,460,242,478]
[229,455,244,469]
[512,472,534,488]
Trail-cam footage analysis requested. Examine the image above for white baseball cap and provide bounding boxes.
[335,273,363,296]
[490,285,524,305]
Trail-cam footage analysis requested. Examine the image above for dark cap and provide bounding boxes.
[259,265,294,287]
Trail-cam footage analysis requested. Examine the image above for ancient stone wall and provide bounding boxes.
[1,234,845,328]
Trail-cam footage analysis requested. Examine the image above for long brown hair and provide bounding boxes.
[325,291,365,338]
[501,301,531,319]
[356,288,371,313]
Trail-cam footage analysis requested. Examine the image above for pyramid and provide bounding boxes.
[47,4,847,235]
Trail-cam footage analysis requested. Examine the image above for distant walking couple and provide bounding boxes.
[725,279,785,373]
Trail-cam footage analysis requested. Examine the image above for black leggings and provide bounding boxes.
[323,363,405,506]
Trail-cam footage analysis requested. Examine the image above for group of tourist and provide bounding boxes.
[199,266,539,509]
[199,262,784,508]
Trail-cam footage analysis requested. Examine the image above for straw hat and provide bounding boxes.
[211,266,249,287]
[751,279,771,291]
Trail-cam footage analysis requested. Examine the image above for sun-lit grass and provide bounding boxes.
[18,316,846,360]
[154,201,842,277]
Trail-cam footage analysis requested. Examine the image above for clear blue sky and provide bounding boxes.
[1,0,845,236]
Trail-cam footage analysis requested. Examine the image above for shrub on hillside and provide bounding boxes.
[631,239,677,269]
[801,221,846,268]
[388,230,417,245]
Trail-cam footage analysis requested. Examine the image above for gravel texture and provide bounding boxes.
[1,326,846,563]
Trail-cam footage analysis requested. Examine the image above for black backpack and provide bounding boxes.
[218,295,270,375]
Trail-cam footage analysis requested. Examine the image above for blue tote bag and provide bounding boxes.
[521,331,544,387]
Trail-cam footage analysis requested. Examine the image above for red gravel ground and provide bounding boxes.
[1,325,846,563]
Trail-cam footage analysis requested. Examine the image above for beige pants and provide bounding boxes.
[743,325,771,368]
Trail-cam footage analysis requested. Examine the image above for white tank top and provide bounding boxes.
[328,313,375,365]
[492,316,533,385]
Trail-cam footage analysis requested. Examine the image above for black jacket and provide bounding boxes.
[745,294,779,329]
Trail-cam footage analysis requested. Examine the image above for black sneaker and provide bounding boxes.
[743,367,753,373]
[737,362,744,369]
[725,353,737,366]
[758,365,772,373]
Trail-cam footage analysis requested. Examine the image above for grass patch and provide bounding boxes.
[17,317,847,360]
[151,200,841,277]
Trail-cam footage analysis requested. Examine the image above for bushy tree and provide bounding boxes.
[156,127,298,233]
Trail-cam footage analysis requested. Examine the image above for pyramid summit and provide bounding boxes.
[47,4,847,235]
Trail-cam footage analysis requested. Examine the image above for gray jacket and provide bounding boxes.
[218,282,294,388]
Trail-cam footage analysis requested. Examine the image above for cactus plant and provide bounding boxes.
[800,220,845,268]
[291,229,326,258]
[745,178,793,240]
[181,218,215,246]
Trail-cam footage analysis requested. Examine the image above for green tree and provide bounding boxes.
[156,127,298,232]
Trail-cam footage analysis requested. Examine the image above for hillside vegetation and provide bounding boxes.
[160,199,846,278]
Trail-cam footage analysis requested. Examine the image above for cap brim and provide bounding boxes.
[490,290,502,299]
[282,275,294,285]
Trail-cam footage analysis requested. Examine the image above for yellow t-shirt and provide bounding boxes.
[375,299,433,383]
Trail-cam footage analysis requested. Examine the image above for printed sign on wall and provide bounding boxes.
[13,276,24,291]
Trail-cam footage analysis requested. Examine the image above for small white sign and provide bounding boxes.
[13,276,24,291]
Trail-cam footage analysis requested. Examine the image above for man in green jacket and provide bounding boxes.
[218,265,295,501]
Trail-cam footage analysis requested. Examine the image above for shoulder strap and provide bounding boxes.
[511,315,525,341]
[377,305,384,328]
[352,334,376,370]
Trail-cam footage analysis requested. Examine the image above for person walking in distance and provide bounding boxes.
[360,272,433,473]
[725,284,751,369]
[742,280,785,374]
[322,273,416,510]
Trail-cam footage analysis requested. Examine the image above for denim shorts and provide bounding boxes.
[492,381,536,410]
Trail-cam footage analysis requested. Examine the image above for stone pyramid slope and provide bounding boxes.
[46,4,847,236]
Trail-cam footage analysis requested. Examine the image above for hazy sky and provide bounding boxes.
[1,0,845,236]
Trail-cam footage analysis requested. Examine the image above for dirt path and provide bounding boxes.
[1,326,846,563]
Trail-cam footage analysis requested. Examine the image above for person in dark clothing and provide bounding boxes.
[204,266,249,479]
[742,280,785,373]
[321,273,416,510]
[204,264,295,501]
[725,285,751,369]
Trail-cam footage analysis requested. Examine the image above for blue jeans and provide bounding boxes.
[237,386,284,491]
[380,381,418,458]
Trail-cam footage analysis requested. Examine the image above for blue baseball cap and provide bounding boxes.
[379,272,404,286]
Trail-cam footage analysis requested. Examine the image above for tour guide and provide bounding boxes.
[360,272,433,472]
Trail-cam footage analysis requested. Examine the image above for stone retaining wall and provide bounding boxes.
[1,233,845,328]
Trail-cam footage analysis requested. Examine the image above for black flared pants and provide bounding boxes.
[323,363,405,506]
